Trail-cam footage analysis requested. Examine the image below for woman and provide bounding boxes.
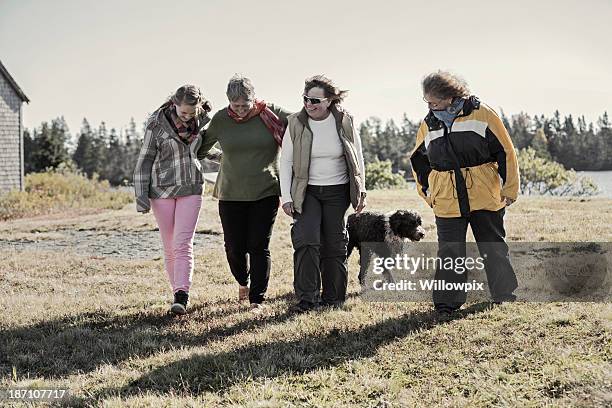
[197,74,291,312]
[410,70,520,314]
[134,84,213,315]
[280,75,367,312]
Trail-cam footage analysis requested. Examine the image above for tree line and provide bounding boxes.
[24,117,142,186]
[23,110,611,186]
[359,111,612,178]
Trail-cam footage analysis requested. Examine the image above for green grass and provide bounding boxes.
[0,190,610,407]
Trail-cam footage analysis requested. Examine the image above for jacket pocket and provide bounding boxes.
[155,139,182,187]
[427,171,439,201]
[475,164,501,199]
[429,170,457,212]
[156,167,175,187]
[467,163,502,211]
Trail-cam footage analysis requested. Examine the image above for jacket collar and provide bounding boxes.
[424,95,480,129]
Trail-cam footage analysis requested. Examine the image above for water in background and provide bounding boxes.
[579,171,612,198]
[405,171,612,198]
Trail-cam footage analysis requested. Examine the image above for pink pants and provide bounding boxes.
[151,194,202,293]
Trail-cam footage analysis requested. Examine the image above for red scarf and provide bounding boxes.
[165,104,198,144]
[227,99,285,146]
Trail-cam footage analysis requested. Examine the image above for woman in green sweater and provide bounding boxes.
[198,74,292,312]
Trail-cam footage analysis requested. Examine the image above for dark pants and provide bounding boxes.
[218,195,279,304]
[291,184,351,306]
[434,208,518,309]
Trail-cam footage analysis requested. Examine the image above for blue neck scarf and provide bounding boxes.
[432,98,465,129]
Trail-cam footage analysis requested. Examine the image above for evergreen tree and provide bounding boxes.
[359,117,383,164]
[500,109,512,135]
[104,128,127,185]
[531,128,551,160]
[30,118,71,171]
[73,118,97,177]
[597,112,612,170]
[546,110,564,163]
[510,113,534,150]
[23,128,39,174]
[90,121,109,178]
[562,115,580,169]
[399,114,418,177]
[378,119,402,172]
[123,117,142,184]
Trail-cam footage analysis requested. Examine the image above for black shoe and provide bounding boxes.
[320,300,344,309]
[492,294,517,305]
[171,290,189,315]
[435,305,459,317]
[289,301,319,314]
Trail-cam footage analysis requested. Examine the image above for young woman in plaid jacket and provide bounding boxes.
[133,84,214,315]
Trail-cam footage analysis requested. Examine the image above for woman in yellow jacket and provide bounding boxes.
[410,71,520,314]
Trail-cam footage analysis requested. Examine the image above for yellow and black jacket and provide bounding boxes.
[410,96,519,218]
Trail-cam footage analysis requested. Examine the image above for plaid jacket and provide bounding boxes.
[133,108,212,213]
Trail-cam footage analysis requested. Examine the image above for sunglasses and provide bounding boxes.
[422,96,451,108]
[303,95,329,105]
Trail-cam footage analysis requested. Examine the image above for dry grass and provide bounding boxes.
[0,190,611,407]
[0,171,133,221]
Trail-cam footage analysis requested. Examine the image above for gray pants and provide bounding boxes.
[291,184,351,305]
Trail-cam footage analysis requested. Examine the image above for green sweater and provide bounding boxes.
[197,104,292,201]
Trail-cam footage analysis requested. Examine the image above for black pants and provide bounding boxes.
[291,184,351,305]
[434,208,518,309]
[218,195,279,304]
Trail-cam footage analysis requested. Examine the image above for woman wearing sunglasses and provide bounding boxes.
[280,75,367,312]
[410,71,520,315]
[197,74,292,313]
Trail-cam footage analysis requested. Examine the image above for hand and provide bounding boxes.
[282,202,294,216]
[501,196,515,206]
[355,194,367,214]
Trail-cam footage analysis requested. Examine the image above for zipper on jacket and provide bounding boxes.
[187,142,194,183]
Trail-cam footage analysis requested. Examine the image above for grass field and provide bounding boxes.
[0,190,611,407]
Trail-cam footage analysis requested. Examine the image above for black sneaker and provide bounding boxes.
[171,290,189,315]
[435,305,459,317]
[492,294,517,305]
[320,300,344,309]
[289,301,319,314]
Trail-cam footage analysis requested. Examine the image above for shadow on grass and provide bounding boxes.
[0,292,297,379]
[92,302,493,401]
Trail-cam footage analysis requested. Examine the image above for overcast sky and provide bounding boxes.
[1,0,610,135]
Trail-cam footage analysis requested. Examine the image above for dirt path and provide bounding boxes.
[0,201,225,260]
[0,228,221,259]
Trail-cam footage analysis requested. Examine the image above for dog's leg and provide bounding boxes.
[358,247,371,286]
[379,245,396,284]
[382,269,396,284]
[347,239,355,259]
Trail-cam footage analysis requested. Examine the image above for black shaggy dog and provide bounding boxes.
[347,210,425,285]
